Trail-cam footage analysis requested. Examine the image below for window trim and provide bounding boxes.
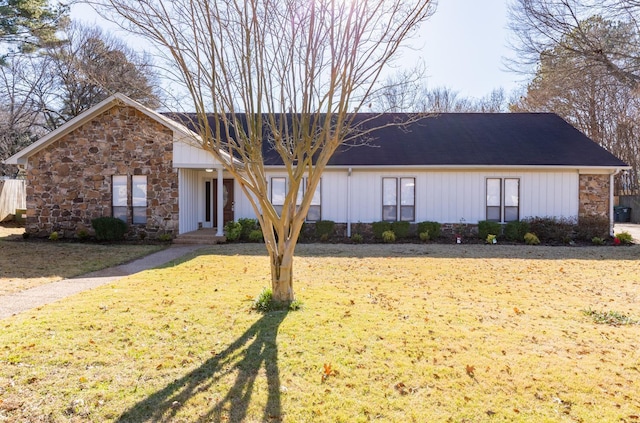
[382,177,415,222]
[486,177,520,223]
[112,174,148,225]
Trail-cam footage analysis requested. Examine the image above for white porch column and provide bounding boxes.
[216,167,224,236]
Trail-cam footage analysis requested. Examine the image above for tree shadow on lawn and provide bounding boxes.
[117,310,288,423]
[191,242,640,261]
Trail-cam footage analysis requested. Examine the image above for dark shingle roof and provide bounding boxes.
[168,112,628,168]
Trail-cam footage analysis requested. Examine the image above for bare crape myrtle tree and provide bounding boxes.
[93,0,435,305]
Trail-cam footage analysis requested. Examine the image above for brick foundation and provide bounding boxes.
[25,105,179,239]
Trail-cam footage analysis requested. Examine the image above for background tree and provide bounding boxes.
[95,0,435,305]
[42,22,160,128]
[511,15,640,193]
[508,0,640,88]
[0,0,67,53]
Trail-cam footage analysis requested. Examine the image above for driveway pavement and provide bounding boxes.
[0,244,205,320]
[614,223,640,243]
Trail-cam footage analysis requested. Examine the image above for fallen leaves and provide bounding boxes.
[321,363,337,382]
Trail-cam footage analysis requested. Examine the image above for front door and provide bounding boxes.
[214,179,235,225]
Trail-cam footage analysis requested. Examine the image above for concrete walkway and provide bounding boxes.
[0,244,205,320]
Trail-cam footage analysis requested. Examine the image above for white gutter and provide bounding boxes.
[347,167,352,237]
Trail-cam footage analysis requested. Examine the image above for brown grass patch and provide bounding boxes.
[1,243,639,422]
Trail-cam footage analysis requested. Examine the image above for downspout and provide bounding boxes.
[610,169,621,236]
[347,167,352,237]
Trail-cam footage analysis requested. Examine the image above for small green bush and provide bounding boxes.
[391,221,410,239]
[76,229,89,241]
[48,231,59,241]
[478,220,501,240]
[504,220,530,242]
[224,221,242,241]
[382,230,396,243]
[248,229,264,242]
[417,221,441,239]
[372,221,392,239]
[92,217,128,241]
[351,233,363,243]
[252,287,302,313]
[315,220,335,239]
[615,231,634,244]
[575,215,610,241]
[591,237,605,245]
[419,231,430,242]
[486,234,497,244]
[158,233,172,242]
[238,218,259,240]
[524,232,540,245]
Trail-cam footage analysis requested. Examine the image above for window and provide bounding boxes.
[271,177,321,221]
[112,175,128,222]
[112,175,147,224]
[132,175,147,224]
[382,177,415,222]
[271,177,286,216]
[486,178,519,222]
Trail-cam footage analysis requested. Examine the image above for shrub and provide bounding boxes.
[76,229,89,241]
[238,218,259,240]
[382,230,396,243]
[486,234,497,244]
[92,217,127,241]
[504,220,530,242]
[417,221,441,239]
[248,229,264,242]
[252,287,302,312]
[478,220,501,240]
[48,231,59,241]
[524,216,575,243]
[351,233,363,243]
[391,221,410,239]
[524,232,540,245]
[224,221,242,241]
[372,221,392,239]
[591,237,605,245]
[575,215,610,241]
[315,220,335,239]
[158,233,172,242]
[615,231,634,244]
[419,231,430,242]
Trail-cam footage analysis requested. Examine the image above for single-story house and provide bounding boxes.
[3,93,629,239]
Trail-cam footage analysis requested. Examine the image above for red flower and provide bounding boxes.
[614,237,621,246]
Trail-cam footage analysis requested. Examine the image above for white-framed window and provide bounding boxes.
[270,177,321,221]
[112,175,128,222]
[382,177,415,222]
[112,174,147,224]
[486,178,519,222]
[132,175,147,224]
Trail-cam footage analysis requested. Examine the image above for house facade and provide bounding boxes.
[4,94,629,239]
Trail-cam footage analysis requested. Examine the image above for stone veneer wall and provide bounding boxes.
[25,104,179,239]
[578,174,610,220]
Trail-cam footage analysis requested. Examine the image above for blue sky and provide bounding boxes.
[71,0,522,101]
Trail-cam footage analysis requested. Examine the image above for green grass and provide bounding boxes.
[0,239,165,294]
[1,243,640,422]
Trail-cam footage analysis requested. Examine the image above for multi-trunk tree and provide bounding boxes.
[94,0,435,305]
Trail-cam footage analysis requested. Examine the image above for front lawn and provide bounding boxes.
[1,244,639,422]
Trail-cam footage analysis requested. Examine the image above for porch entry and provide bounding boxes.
[204,178,234,227]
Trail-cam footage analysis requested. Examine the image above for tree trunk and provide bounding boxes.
[270,250,294,304]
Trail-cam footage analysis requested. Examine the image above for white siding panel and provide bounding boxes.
[173,141,221,168]
[178,168,201,234]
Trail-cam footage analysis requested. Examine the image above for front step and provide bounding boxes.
[174,230,226,245]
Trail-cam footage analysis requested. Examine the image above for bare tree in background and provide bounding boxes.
[508,0,640,88]
[93,0,435,305]
[511,15,640,193]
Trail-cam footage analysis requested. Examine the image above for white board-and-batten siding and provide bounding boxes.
[232,168,580,224]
